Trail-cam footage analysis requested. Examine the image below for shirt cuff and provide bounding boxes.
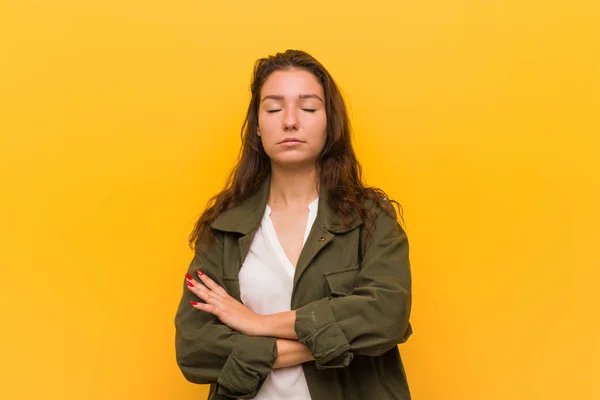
[217,336,278,398]
[295,298,354,369]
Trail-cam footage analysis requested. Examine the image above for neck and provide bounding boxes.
[268,163,320,211]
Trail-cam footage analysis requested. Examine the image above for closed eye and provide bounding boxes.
[266,108,317,113]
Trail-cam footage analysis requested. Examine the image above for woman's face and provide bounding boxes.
[257,69,327,168]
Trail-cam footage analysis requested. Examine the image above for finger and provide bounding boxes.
[190,300,216,314]
[186,277,218,304]
[196,270,228,296]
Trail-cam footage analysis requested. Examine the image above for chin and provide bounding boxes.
[271,155,317,169]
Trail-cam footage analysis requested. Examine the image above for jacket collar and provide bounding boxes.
[210,174,363,235]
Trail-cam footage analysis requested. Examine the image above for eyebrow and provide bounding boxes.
[261,94,324,103]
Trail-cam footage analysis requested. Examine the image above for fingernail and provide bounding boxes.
[196,270,204,276]
[186,281,194,287]
[191,301,198,305]
[185,273,192,280]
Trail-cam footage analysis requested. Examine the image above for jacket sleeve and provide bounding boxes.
[294,201,412,369]
[174,229,278,398]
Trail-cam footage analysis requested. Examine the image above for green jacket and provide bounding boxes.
[175,176,413,399]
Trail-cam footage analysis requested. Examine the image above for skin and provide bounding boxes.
[187,69,329,369]
[259,69,327,271]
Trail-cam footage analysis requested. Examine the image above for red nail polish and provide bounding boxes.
[191,301,198,305]
[186,281,194,287]
[197,270,204,276]
[185,273,192,280]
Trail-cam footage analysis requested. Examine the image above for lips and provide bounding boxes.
[280,137,304,144]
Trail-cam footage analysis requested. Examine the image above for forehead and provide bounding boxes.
[260,69,323,97]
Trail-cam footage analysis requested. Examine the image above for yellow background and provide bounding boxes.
[1,1,598,399]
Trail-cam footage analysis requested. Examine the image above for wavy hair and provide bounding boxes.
[189,49,402,248]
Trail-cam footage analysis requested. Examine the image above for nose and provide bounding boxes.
[284,122,299,131]
[282,109,299,131]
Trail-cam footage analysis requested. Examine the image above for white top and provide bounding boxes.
[237,197,319,400]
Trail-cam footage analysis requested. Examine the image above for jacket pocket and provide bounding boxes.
[324,265,360,297]
[222,276,241,301]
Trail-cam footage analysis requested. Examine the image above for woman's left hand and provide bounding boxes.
[185,270,266,337]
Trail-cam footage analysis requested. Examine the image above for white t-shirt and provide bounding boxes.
[237,198,319,400]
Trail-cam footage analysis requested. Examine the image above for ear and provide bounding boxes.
[257,128,261,136]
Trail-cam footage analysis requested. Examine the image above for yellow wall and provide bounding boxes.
[1,1,598,399]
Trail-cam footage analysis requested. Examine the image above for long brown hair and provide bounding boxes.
[189,49,402,248]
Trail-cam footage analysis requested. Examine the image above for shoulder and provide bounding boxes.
[361,191,406,239]
[362,192,398,219]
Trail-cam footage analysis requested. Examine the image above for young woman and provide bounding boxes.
[175,49,412,400]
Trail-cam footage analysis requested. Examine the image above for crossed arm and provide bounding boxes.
[175,208,411,397]
[186,270,311,369]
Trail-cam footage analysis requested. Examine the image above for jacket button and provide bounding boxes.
[318,236,326,242]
